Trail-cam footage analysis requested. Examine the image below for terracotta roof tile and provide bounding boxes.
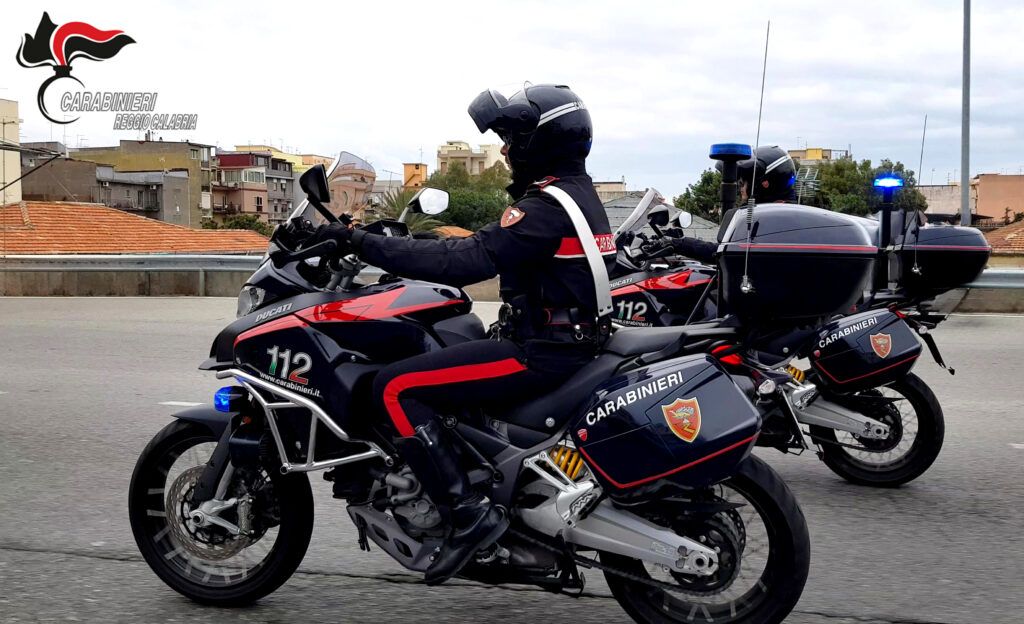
[0,202,268,255]
[984,221,1024,254]
[434,225,474,238]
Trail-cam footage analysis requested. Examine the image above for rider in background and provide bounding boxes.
[667,145,797,263]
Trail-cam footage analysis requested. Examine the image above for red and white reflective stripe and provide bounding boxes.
[383,358,527,437]
[555,233,617,258]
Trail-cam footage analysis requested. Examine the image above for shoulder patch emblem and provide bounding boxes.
[501,206,527,228]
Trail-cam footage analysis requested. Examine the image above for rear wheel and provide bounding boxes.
[602,455,810,624]
[128,420,313,605]
[811,373,944,487]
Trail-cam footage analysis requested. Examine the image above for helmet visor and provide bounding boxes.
[468,89,510,139]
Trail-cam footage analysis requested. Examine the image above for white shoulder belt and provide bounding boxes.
[540,185,613,318]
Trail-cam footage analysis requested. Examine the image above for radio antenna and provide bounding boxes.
[740,19,771,295]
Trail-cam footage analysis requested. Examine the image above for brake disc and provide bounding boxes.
[166,466,251,561]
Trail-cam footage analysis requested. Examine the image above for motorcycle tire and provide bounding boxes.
[811,373,944,488]
[129,420,314,606]
[603,455,810,624]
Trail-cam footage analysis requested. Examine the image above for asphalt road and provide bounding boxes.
[1,297,1022,624]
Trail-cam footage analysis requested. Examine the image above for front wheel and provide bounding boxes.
[603,455,810,624]
[128,420,314,606]
[811,373,944,487]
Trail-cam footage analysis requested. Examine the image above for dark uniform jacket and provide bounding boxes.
[350,166,614,341]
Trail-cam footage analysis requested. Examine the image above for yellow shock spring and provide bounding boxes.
[549,445,586,481]
[787,366,806,383]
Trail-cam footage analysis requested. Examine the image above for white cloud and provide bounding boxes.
[3,0,1022,198]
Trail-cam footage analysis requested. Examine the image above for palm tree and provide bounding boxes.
[372,187,445,234]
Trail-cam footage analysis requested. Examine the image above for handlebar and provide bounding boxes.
[269,239,338,268]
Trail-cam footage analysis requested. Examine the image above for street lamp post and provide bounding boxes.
[961,0,971,225]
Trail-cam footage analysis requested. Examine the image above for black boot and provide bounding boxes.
[392,421,508,585]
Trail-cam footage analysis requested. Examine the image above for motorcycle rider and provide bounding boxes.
[311,84,614,585]
[666,145,797,263]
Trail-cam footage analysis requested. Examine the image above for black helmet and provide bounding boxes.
[468,84,592,174]
[719,145,797,203]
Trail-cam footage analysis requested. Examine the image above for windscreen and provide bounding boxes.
[613,188,677,237]
[286,151,347,226]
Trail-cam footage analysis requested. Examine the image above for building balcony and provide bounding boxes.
[213,202,242,214]
[110,201,159,213]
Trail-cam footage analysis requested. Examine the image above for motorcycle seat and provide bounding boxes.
[602,321,724,356]
[499,353,624,432]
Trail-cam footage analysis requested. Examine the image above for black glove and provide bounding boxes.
[308,222,353,249]
[276,218,315,249]
[668,236,717,263]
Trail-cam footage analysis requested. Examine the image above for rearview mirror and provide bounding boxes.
[648,204,670,227]
[408,188,449,216]
[674,210,693,229]
[299,165,331,203]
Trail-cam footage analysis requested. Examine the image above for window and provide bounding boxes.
[125,189,131,198]
[138,190,144,205]
[190,148,199,160]
[255,196,263,212]
[242,169,265,184]
[281,182,286,194]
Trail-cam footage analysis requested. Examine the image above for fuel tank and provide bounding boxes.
[609,266,715,327]
[719,205,876,323]
[210,279,471,432]
[570,354,759,494]
[810,309,921,392]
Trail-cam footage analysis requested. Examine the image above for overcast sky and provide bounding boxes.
[2,0,1021,198]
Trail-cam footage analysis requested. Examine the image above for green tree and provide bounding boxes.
[422,162,511,231]
[368,187,444,234]
[203,213,274,237]
[673,168,725,222]
[813,158,927,216]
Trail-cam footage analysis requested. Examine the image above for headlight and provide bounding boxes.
[236,285,267,318]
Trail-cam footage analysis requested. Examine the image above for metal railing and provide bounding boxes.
[959,269,1024,289]
[0,254,1018,290]
[0,254,266,272]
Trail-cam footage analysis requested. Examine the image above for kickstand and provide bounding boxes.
[558,555,586,597]
[355,520,371,552]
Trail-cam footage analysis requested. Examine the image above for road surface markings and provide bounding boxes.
[159,401,203,407]
[0,391,7,395]
[1010,443,1024,450]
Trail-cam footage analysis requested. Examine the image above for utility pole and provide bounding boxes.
[961,0,971,225]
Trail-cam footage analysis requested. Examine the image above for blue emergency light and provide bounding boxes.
[709,143,753,159]
[214,386,246,412]
[873,175,904,188]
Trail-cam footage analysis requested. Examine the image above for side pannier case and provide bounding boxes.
[810,310,922,392]
[570,354,759,495]
[719,205,877,322]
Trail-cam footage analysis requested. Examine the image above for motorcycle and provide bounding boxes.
[129,150,813,624]
[606,163,990,487]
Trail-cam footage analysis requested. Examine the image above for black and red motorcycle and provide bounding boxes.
[129,152,819,624]
[607,168,990,488]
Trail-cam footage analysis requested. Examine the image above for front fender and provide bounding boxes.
[173,405,237,438]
